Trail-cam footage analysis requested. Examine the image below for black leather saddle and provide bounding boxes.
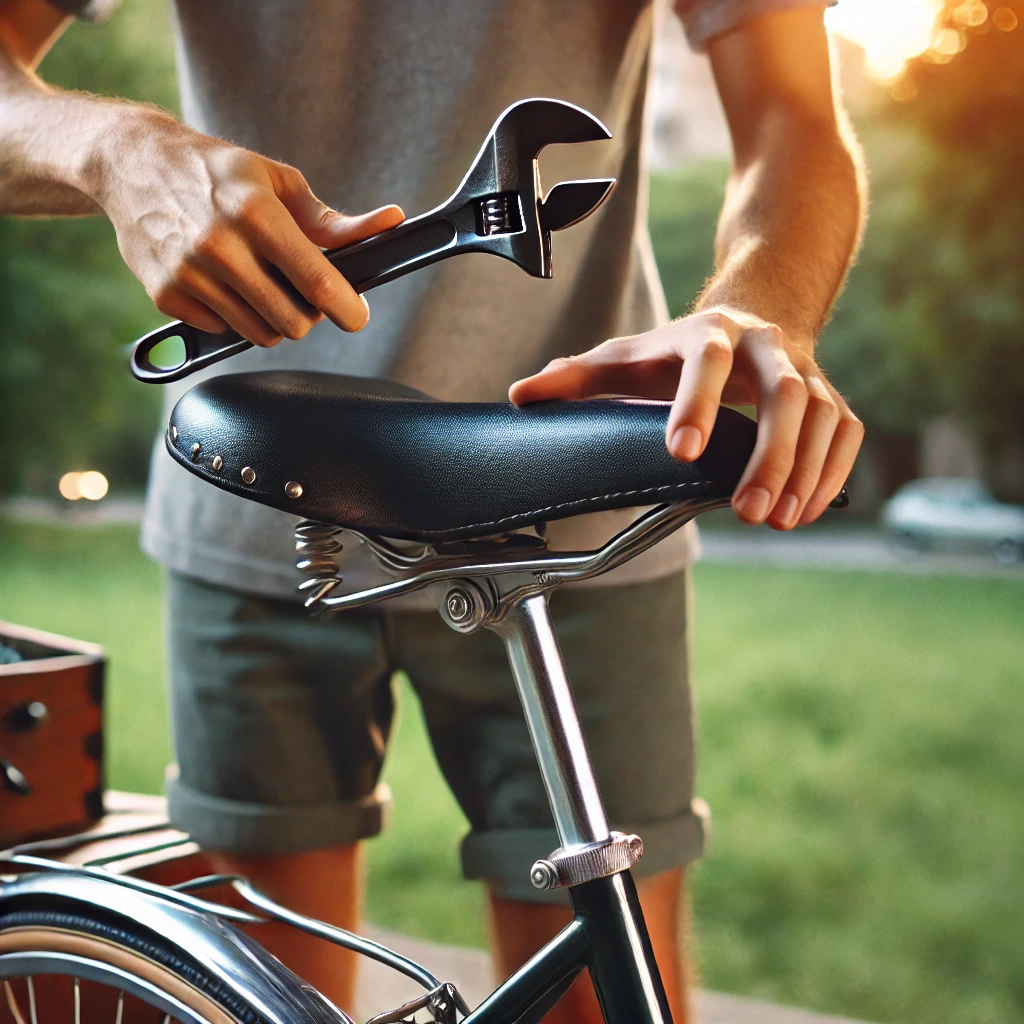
[167,371,757,542]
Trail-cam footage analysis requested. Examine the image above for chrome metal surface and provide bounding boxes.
[240,467,256,485]
[305,498,719,616]
[0,953,210,1024]
[494,595,609,849]
[294,520,344,610]
[174,875,448,998]
[5,822,172,856]
[530,832,643,890]
[285,481,303,499]
[170,425,178,442]
[0,872,353,1024]
[190,443,200,461]
[211,456,223,473]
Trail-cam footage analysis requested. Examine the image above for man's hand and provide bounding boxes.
[509,307,863,530]
[0,1,403,346]
[514,5,866,530]
[96,111,404,346]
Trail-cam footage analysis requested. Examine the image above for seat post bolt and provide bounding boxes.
[446,590,471,623]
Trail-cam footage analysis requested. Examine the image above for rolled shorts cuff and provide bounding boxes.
[166,770,393,855]
[460,798,710,904]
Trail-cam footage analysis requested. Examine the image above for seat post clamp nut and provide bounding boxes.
[529,831,643,890]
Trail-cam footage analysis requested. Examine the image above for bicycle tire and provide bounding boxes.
[0,897,351,1024]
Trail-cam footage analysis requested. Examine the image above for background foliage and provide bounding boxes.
[0,0,176,496]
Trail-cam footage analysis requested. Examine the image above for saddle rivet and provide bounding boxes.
[190,442,201,461]
[241,466,256,485]
[211,456,223,472]
[285,481,303,499]
[170,425,178,443]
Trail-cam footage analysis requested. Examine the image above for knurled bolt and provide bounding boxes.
[530,859,559,890]
[446,589,471,623]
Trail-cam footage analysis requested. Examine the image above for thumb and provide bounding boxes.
[277,173,405,249]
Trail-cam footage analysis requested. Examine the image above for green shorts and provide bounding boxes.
[165,570,707,902]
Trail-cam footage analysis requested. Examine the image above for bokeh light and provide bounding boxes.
[59,470,110,501]
[826,0,941,79]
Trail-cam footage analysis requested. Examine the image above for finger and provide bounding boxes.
[509,337,679,405]
[177,264,282,347]
[732,360,809,525]
[244,200,371,332]
[319,205,407,250]
[765,378,839,530]
[799,408,865,524]
[194,235,323,340]
[273,163,405,249]
[153,286,230,335]
[665,329,735,461]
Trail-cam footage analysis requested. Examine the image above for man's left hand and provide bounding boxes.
[509,306,863,530]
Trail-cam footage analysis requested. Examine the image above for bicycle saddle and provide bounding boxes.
[167,371,757,542]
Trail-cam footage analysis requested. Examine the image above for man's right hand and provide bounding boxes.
[0,0,403,347]
[96,112,405,347]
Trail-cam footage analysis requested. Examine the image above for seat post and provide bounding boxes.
[491,594,611,849]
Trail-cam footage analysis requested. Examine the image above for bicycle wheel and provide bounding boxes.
[0,879,351,1024]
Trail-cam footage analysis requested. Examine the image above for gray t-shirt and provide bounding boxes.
[67,0,824,604]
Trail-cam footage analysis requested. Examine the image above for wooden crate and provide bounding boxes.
[0,621,105,845]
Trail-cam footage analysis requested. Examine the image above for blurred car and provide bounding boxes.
[881,478,1024,564]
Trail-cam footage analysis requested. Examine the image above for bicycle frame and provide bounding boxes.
[4,502,718,1024]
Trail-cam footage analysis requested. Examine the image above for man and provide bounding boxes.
[0,0,864,1020]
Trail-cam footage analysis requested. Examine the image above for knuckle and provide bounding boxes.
[192,226,230,264]
[785,467,819,500]
[151,285,180,318]
[278,163,307,191]
[808,390,840,424]
[233,192,274,234]
[281,313,312,340]
[250,329,283,348]
[699,309,730,332]
[302,265,340,308]
[773,372,808,404]
[698,335,733,366]
[841,412,866,440]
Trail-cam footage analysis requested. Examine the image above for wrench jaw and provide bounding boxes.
[447,98,615,279]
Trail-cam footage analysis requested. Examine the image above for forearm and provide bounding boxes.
[697,111,865,345]
[0,40,164,216]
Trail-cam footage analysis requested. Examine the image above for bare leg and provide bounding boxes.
[488,867,691,1024]
[204,843,363,1012]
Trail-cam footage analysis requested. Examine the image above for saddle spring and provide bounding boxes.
[294,520,345,610]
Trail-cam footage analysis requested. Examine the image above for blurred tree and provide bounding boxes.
[0,0,178,497]
[822,0,1024,492]
[652,9,1024,498]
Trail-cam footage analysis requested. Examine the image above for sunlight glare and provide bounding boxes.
[826,0,942,79]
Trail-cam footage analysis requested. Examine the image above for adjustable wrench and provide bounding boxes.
[130,98,616,383]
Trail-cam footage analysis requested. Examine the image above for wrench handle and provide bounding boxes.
[129,212,459,384]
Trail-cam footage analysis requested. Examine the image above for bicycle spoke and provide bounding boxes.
[74,976,81,1024]
[161,1015,172,1024]
[4,980,28,1024]
[114,989,124,1024]
[26,978,37,1024]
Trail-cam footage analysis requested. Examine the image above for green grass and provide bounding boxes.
[1,520,1021,1024]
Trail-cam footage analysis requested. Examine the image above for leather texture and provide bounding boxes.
[167,371,757,542]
